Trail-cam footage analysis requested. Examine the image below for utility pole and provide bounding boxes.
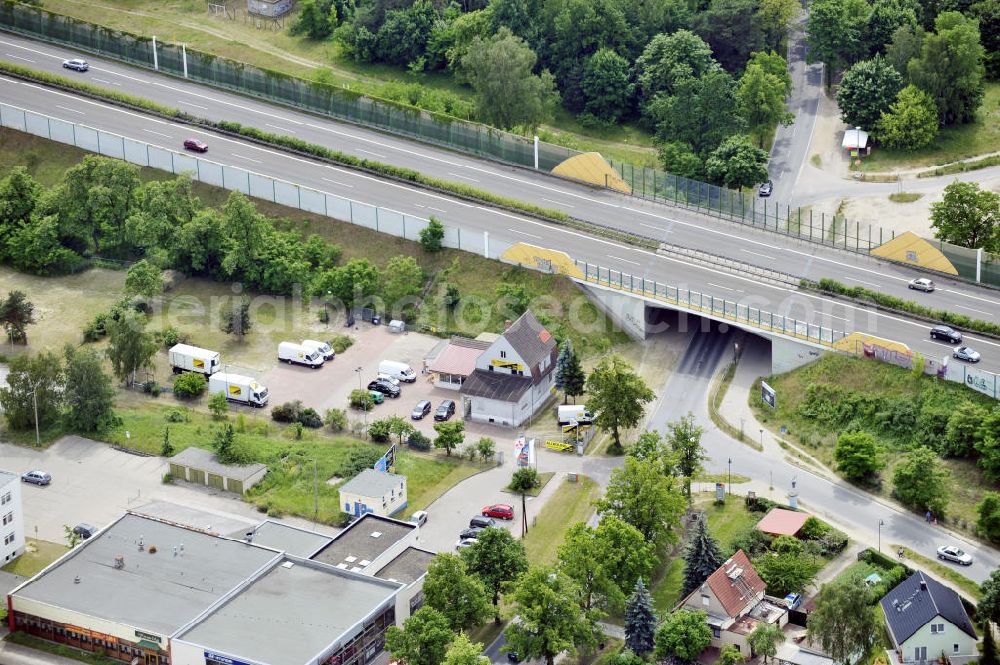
[313,459,319,526]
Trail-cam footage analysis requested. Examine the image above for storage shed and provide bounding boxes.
[339,469,408,518]
[168,447,268,495]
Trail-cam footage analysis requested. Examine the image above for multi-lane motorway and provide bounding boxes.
[0,31,999,371]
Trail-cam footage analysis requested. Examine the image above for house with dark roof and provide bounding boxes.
[880,572,978,665]
[460,310,558,428]
[679,550,788,656]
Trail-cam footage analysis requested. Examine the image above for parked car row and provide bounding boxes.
[408,398,456,421]
[455,508,513,549]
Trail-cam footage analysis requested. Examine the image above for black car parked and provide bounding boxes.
[459,527,485,541]
[930,325,963,344]
[435,399,456,421]
[367,379,401,398]
[469,515,498,529]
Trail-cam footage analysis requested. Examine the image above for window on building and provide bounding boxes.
[500,351,506,359]
[4,533,13,545]
[3,511,12,525]
[712,627,720,638]
[701,594,710,606]
[1,491,10,505]
[954,645,960,654]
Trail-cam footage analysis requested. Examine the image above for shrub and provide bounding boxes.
[729,524,772,557]
[349,388,375,410]
[208,391,229,419]
[300,407,323,428]
[799,516,830,540]
[330,334,354,354]
[818,529,849,556]
[162,473,174,484]
[978,492,1000,542]
[337,448,384,477]
[173,372,206,398]
[324,408,348,431]
[271,401,301,423]
[290,422,304,439]
[368,418,392,443]
[407,430,431,451]
[771,535,804,555]
[156,326,184,347]
[419,216,445,252]
[165,408,189,423]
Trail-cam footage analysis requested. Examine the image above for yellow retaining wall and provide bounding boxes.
[831,332,911,355]
[500,243,584,279]
[552,152,632,194]
[871,231,958,275]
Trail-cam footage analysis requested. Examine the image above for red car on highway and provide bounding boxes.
[482,503,514,520]
[183,138,208,153]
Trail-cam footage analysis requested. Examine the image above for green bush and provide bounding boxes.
[271,401,302,423]
[208,391,229,418]
[368,418,392,443]
[978,492,1000,542]
[799,516,829,540]
[407,430,431,451]
[324,408,348,431]
[165,408,189,423]
[173,372,206,398]
[299,407,323,428]
[330,334,354,354]
[349,388,374,410]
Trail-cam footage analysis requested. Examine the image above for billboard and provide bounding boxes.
[761,381,776,409]
[374,444,396,472]
[514,435,535,467]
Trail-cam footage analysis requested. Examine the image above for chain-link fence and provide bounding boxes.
[0,102,512,261]
[0,1,580,171]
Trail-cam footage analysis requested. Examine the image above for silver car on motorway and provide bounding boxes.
[937,545,972,566]
[954,346,981,363]
[907,277,935,292]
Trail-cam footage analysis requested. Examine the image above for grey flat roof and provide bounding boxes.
[177,558,400,665]
[339,469,406,499]
[0,470,16,488]
[373,547,434,585]
[245,521,334,559]
[311,515,414,570]
[12,513,279,635]
[170,447,267,482]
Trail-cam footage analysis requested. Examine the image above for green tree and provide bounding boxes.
[705,135,769,189]
[475,436,496,463]
[419,217,445,252]
[719,645,745,665]
[585,354,655,453]
[208,391,230,419]
[943,401,985,457]
[161,427,175,457]
[170,208,226,276]
[834,430,885,480]
[657,141,704,178]
[219,297,253,339]
[836,55,904,130]
[983,623,1000,665]
[806,0,873,85]
[977,409,1000,480]
[562,349,586,405]
[325,407,348,431]
[510,466,540,536]
[290,0,337,39]
[424,553,492,631]
[909,11,986,125]
[894,445,951,515]
[981,569,1000,625]
[385,606,455,665]
[808,571,880,665]
[667,413,706,499]
[682,513,723,595]
[220,192,270,284]
[636,29,718,102]
[313,258,382,308]
[174,372,207,399]
[581,48,634,123]
[646,70,745,156]
[382,255,425,316]
[886,23,924,76]
[5,213,80,276]
[64,524,82,549]
[212,422,246,464]
[555,339,573,399]
[433,420,465,456]
[504,566,593,665]
[748,50,793,95]
[125,176,200,256]
[971,0,1000,79]
[624,578,657,657]
[62,345,116,432]
[878,84,940,150]
[752,552,817,596]
[930,181,1000,251]
[865,0,918,56]
[978,492,1000,542]
[386,415,416,445]
[461,526,528,619]
[757,0,801,50]
[463,28,559,130]
[692,0,766,72]
[654,609,711,663]
[594,457,686,548]
[105,308,157,387]
[349,388,375,411]
[442,633,488,665]
[124,259,163,298]
[0,290,37,344]
[0,351,62,433]
[749,623,784,664]
[58,155,142,253]
[0,166,40,257]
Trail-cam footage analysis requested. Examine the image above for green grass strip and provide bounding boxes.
[917,155,1000,178]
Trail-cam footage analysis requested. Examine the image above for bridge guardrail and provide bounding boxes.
[574,260,844,348]
[657,243,800,288]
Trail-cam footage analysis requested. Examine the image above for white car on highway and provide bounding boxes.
[937,545,972,566]
[907,277,935,292]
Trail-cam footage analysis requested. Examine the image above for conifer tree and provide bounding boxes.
[625,578,656,657]
[682,513,723,595]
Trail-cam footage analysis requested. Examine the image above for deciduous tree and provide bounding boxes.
[461,526,527,620]
[757,0,801,51]
[424,553,492,631]
[585,354,655,453]
[290,0,337,39]
[978,492,1000,542]
[636,29,718,102]
[878,84,940,150]
[752,552,818,597]
[433,420,465,456]
[382,255,425,315]
[930,181,1000,251]
[667,413,706,499]
[704,135,769,189]
[865,0,918,56]
[0,290,36,344]
[0,351,62,433]
[581,48,635,123]
[219,297,253,340]
[806,0,872,85]
[909,11,986,125]
[692,0,766,72]
[836,55,904,130]
[749,623,784,664]
[0,166,40,258]
[654,610,711,663]
[504,566,593,665]
[892,445,951,515]
[833,430,885,480]
[737,62,794,147]
[442,633,489,665]
[808,571,880,665]
[62,345,116,432]
[510,466,540,536]
[594,457,686,548]
[419,217,445,252]
[646,70,744,156]
[124,259,163,298]
[105,309,157,387]
[385,606,455,665]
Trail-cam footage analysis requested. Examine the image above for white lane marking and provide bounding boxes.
[707,282,738,291]
[358,149,386,158]
[821,313,849,322]
[427,206,447,213]
[956,304,992,317]
[846,277,882,288]
[91,77,120,86]
[640,223,662,230]
[943,289,1000,307]
[54,104,84,115]
[448,172,480,183]
[623,206,783,251]
[231,153,262,163]
[542,198,573,208]
[142,129,172,138]
[743,249,776,260]
[5,53,35,62]
[266,123,296,134]
[508,228,542,239]
[183,101,208,110]
[321,177,353,188]
[607,254,640,266]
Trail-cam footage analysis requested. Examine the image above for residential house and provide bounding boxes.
[339,469,408,519]
[679,549,788,655]
[428,337,491,390]
[0,470,24,564]
[880,572,978,665]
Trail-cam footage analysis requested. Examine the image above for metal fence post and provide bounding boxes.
[152,35,158,70]
[182,43,188,78]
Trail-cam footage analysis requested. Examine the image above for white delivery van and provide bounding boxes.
[557,405,593,426]
[302,339,335,361]
[278,342,324,368]
[209,373,269,408]
[378,360,417,383]
[168,344,221,376]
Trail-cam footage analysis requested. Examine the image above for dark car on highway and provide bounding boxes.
[183,138,209,153]
[367,379,400,398]
[930,325,962,344]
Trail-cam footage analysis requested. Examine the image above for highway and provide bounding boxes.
[1,32,999,316]
[1,38,1000,372]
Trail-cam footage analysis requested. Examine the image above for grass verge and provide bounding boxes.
[504,471,555,498]
[918,154,1000,178]
[888,192,923,203]
[521,475,600,566]
[1,539,68,577]
[897,546,982,601]
[5,632,121,665]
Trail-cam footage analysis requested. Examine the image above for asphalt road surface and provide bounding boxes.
[0,32,998,318]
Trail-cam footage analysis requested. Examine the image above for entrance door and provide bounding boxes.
[915,647,927,662]
[144,652,158,665]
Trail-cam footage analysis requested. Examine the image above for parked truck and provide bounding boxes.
[168,344,221,376]
[209,373,269,408]
[302,339,335,361]
[278,342,324,368]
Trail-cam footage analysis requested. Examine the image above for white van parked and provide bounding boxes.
[302,339,335,360]
[278,342,324,368]
[557,405,593,426]
[378,360,417,383]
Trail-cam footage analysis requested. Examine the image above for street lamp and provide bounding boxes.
[26,378,43,447]
[759,428,764,449]
[354,366,367,432]
[878,519,885,553]
[727,457,732,495]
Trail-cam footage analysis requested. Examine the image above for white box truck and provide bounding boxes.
[378,360,417,383]
[169,344,221,376]
[302,339,335,360]
[278,342,324,368]
[557,405,593,426]
[209,373,269,408]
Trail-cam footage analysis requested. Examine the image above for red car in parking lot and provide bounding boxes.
[183,138,208,153]
[482,503,514,520]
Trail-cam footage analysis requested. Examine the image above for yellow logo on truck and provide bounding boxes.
[228,386,242,397]
[193,359,205,369]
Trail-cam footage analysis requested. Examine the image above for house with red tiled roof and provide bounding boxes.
[679,550,788,656]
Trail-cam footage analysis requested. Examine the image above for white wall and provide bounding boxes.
[0,472,24,564]
[339,481,408,518]
[898,618,978,663]
[771,337,825,374]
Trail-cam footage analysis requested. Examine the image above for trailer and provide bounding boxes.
[209,373,269,408]
[168,344,221,376]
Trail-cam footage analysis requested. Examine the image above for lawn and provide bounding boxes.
[1,539,69,577]
[861,83,1000,171]
[521,475,600,566]
[750,354,998,535]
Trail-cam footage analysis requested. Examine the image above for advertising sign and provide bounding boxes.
[761,381,776,409]
[373,444,396,472]
[514,436,535,467]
